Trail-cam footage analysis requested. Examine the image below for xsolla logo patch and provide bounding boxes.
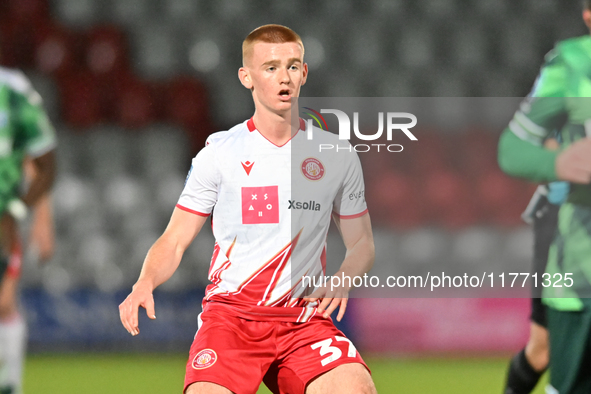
[301,158,325,181]
[288,200,321,211]
[192,349,217,369]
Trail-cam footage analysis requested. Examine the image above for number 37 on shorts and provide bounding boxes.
[311,336,357,367]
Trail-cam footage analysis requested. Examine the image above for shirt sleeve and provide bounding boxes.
[498,48,568,182]
[332,151,368,219]
[507,49,568,146]
[498,128,559,182]
[176,145,220,216]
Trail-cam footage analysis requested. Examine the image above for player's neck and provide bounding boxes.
[252,110,298,146]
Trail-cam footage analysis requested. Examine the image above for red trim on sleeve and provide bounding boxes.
[176,204,211,217]
[334,209,369,220]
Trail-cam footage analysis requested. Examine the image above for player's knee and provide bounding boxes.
[357,380,377,394]
[531,348,549,371]
[313,364,376,394]
[185,382,233,394]
[0,298,11,320]
[526,341,549,371]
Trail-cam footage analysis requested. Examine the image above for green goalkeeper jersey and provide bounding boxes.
[0,67,56,216]
[500,35,591,310]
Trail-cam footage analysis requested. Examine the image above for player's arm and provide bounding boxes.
[28,192,54,262]
[499,128,591,184]
[21,155,56,261]
[119,208,208,336]
[120,141,219,335]
[498,130,559,182]
[20,150,56,210]
[305,213,375,322]
[9,77,57,219]
[498,47,591,184]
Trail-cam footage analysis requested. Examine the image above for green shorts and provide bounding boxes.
[547,299,591,394]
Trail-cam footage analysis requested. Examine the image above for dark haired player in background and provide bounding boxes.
[503,144,563,394]
[0,66,56,394]
[498,2,591,392]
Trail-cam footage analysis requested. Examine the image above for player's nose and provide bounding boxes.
[278,67,290,83]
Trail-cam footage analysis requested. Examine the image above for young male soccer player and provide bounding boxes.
[498,3,591,392]
[0,67,57,394]
[120,25,377,394]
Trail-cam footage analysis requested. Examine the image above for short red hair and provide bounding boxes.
[242,24,304,65]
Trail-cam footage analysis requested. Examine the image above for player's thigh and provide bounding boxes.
[0,214,17,252]
[185,382,234,394]
[305,363,376,394]
[184,309,275,394]
[0,274,18,318]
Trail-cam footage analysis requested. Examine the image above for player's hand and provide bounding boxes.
[556,138,591,184]
[119,281,157,336]
[304,274,350,322]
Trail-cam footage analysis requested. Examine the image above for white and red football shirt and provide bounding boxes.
[177,117,367,322]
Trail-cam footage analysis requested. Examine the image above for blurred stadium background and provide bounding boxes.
[0,0,586,392]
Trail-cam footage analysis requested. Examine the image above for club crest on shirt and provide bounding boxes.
[301,158,325,181]
[192,349,217,369]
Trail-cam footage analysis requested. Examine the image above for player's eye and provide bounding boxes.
[267,67,276,72]
[289,65,299,71]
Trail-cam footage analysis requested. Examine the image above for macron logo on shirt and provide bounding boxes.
[241,161,254,176]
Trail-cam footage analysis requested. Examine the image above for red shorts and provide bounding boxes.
[184,305,368,394]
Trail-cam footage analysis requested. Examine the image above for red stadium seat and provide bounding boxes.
[6,0,49,23]
[114,78,156,129]
[475,169,532,227]
[421,169,478,228]
[406,129,452,176]
[33,22,82,78]
[165,75,214,151]
[457,129,500,178]
[59,71,104,129]
[0,19,36,67]
[366,170,425,229]
[85,25,129,76]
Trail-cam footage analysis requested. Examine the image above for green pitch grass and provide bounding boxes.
[24,353,548,393]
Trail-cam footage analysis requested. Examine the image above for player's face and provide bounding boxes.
[585,9,591,32]
[240,42,308,115]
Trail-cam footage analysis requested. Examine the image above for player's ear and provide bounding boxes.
[239,67,253,90]
[301,63,308,86]
[584,9,591,31]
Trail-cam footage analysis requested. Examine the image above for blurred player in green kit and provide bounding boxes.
[498,2,591,393]
[0,65,56,394]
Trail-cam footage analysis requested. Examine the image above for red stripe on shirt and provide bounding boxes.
[334,209,369,220]
[176,204,210,217]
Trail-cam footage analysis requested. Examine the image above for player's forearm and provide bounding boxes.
[498,129,559,182]
[134,234,185,291]
[22,151,56,208]
[336,235,375,282]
